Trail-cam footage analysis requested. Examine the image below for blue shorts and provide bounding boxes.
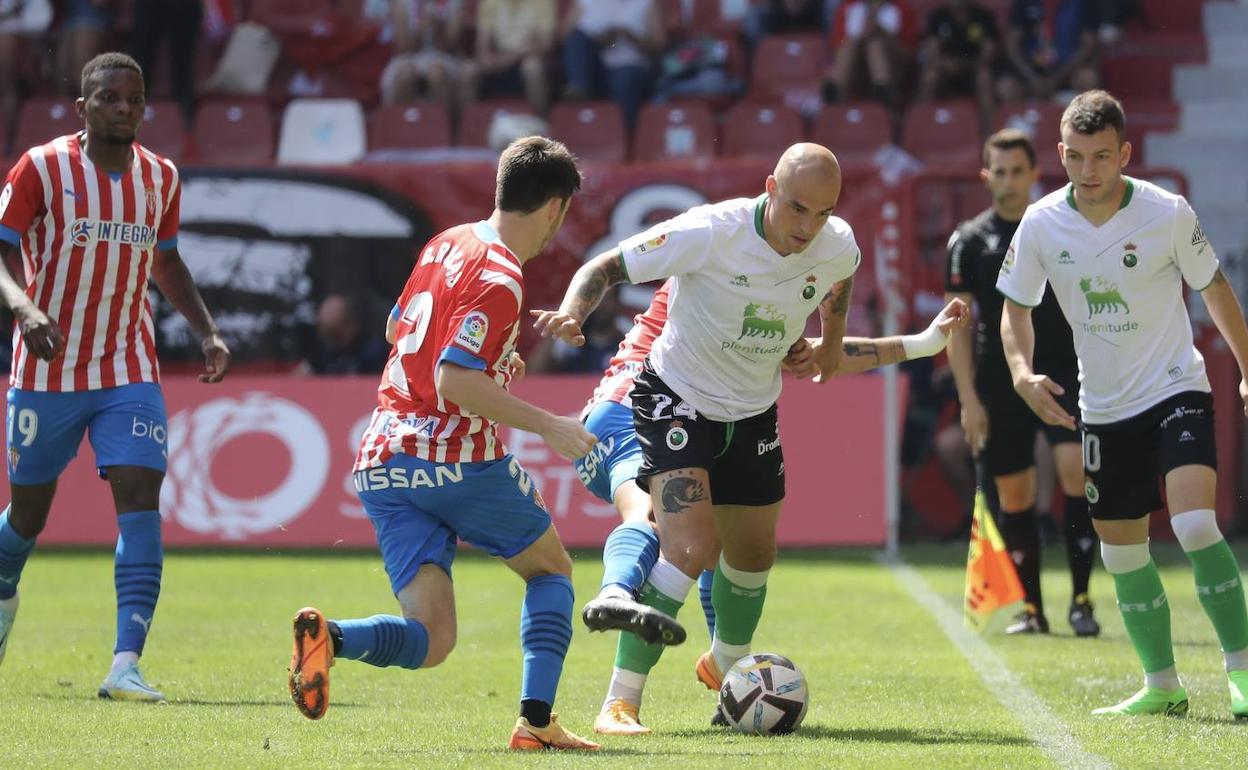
[575,400,643,504]
[355,454,552,594]
[6,383,168,485]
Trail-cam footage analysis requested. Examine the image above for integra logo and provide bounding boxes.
[70,218,157,248]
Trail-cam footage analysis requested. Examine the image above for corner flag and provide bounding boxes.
[964,488,1025,631]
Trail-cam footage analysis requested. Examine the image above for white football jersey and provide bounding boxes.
[620,195,860,421]
[996,177,1217,424]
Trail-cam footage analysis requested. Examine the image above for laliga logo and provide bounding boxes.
[161,392,330,540]
[71,219,93,247]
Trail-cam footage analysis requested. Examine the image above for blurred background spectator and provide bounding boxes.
[918,0,999,131]
[560,0,666,129]
[998,0,1101,102]
[466,0,556,114]
[298,293,391,376]
[826,0,920,107]
[371,0,470,114]
[745,0,830,50]
[0,0,52,140]
[55,1,114,96]
[130,0,203,130]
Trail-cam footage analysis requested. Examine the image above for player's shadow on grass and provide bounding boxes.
[670,724,1033,747]
[166,698,365,708]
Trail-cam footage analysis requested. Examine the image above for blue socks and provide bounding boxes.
[113,510,163,655]
[600,521,659,595]
[0,506,35,600]
[520,573,574,706]
[699,569,716,639]
[335,615,430,669]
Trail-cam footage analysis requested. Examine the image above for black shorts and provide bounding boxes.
[630,360,784,507]
[978,366,1080,478]
[1082,391,1218,521]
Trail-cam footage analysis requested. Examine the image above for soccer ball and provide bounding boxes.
[717,653,809,735]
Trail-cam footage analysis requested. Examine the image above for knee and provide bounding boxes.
[111,480,162,512]
[725,544,776,573]
[401,606,456,668]
[530,546,573,579]
[422,623,457,668]
[8,506,49,537]
[663,537,717,577]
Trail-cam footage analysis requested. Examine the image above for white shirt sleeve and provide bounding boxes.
[619,211,713,284]
[995,212,1047,307]
[1172,195,1219,290]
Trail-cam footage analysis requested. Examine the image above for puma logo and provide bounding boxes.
[130,612,152,633]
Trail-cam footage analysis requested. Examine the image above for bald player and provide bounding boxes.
[534,144,900,730]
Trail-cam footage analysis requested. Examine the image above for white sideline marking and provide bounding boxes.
[880,553,1115,770]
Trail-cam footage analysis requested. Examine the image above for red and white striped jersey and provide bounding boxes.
[0,133,180,392]
[355,221,524,470]
[580,280,670,419]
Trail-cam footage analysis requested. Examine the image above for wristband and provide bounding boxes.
[901,325,946,359]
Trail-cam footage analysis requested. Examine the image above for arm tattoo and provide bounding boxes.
[821,275,854,318]
[842,341,881,367]
[659,473,707,514]
[564,253,627,322]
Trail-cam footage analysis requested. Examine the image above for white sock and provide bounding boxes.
[603,666,646,709]
[597,585,631,602]
[1170,509,1223,552]
[110,651,139,675]
[1144,665,1182,691]
[1100,541,1151,575]
[1225,647,1248,672]
[647,558,696,602]
[712,636,751,678]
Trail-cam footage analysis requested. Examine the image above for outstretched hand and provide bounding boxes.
[530,309,585,346]
[1014,373,1075,430]
[935,297,971,336]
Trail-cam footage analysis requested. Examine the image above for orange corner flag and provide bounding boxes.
[964,489,1025,632]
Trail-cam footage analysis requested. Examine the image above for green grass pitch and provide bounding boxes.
[1,544,1244,768]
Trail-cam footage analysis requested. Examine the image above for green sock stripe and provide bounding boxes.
[613,582,685,675]
[711,564,767,646]
[1112,560,1175,674]
[1188,540,1248,653]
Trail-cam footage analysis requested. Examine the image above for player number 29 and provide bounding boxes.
[7,406,38,447]
[1082,433,1101,473]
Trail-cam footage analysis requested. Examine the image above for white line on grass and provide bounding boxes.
[879,553,1115,770]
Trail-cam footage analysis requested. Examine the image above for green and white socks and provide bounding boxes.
[606,558,694,708]
[710,555,770,675]
[1172,509,1248,673]
[1103,510,1248,695]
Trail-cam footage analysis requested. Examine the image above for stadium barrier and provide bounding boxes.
[30,373,898,548]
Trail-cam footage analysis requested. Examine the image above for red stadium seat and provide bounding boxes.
[548,101,626,163]
[458,99,537,148]
[12,99,79,156]
[631,102,717,162]
[749,34,828,100]
[721,102,805,159]
[138,101,186,161]
[368,102,452,151]
[996,101,1064,174]
[195,99,275,165]
[901,101,981,168]
[810,102,891,170]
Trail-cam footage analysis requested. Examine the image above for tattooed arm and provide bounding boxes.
[809,274,853,382]
[1200,268,1248,415]
[784,298,970,378]
[530,249,629,346]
